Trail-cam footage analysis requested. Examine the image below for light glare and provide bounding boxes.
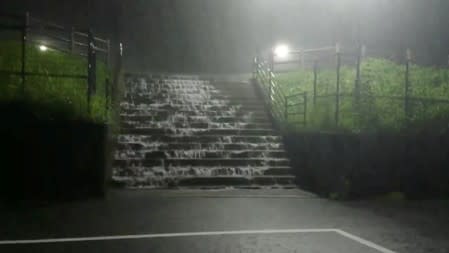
[39,45,48,52]
[274,44,289,58]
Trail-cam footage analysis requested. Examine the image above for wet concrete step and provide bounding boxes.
[115,142,285,151]
[120,114,271,124]
[123,96,266,107]
[123,92,259,102]
[123,99,265,109]
[118,134,281,144]
[120,150,288,159]
[114,158,290,167]
[121,128,276,136]
[113,166,293,177]
[121,121,273,130]
[120,104,268,114]
[120,109,269,118]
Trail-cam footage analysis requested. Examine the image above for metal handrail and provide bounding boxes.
[254,57,287,125]
[254,56,308,128]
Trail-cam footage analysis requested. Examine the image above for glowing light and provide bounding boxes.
[274,44,289,58]
[39,45,48,52]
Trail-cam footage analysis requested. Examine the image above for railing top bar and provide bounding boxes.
[285,92,306,98]
[73,31,109,43]
[288,46,336,54]
[287,103,305,108]
[29,16,66,30]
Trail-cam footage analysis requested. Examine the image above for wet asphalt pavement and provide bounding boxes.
[0,189,448,253]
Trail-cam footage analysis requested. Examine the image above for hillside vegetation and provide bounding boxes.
[276,58,449,132]
[0,41,110,122]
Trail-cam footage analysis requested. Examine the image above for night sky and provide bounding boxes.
[1,0,449,73]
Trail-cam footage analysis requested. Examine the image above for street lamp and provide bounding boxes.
[274,44,289,59]
[39,45,48,52]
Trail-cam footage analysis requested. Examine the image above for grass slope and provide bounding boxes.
[0,41,110,123]
[276,58,449,132]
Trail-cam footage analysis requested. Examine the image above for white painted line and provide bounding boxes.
[335,229,398,253]
[0,228,398,253]
[0,229,335,245]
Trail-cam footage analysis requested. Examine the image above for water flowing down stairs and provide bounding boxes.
[113,74,296,188]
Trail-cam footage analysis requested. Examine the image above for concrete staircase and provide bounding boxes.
[113,74,296,188]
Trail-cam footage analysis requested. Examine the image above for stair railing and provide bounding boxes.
[253,56,307,130]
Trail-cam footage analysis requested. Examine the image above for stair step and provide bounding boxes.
[120,109,269,118]
[114,150,287,159]
[120,105,268,115]
[121,128,275,136]
[121,121,273,130]
[115,143,285,151]
[120,115,271,124]
[121,98,265,110]
[117,134,281,144]
[115,76,293,188]
[123,93,260,103]
[114,158,290,167]
[113,165,292,177]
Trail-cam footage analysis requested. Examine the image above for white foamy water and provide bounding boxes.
[113,75,289,187]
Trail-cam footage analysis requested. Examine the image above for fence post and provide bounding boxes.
[354,45,363,103]
[111,42,123,108]
[404,48,411,126]
[21,12,29,95]
[105,78,110,118]
[252,56,258,79]
[268,51,274,104]
[70,27,75,54]
[87,29,97,113]
[313,59,318,106]
[335,43,341,127]
[284,96,288,121]
[106,39,111,68]
[300,48,305,70]
[354,44,364,126]
[303,92,308,126]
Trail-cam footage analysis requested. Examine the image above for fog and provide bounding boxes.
[2,0,448,73]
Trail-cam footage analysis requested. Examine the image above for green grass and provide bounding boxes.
[0,40,111,123]
[275,58,449,133]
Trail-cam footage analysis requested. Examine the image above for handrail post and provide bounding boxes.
[304,92,308,126]
[313,59,318,106]
[105,78,110,118]
[70,27,75,54]
[87,29,97,114]
[405,48,411,127]
[252,56,258,79]
[21,11,29,95]
[354,44,363,126]
[106,39,111,68]
[268,51,274,106]
[335,43,341,127]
